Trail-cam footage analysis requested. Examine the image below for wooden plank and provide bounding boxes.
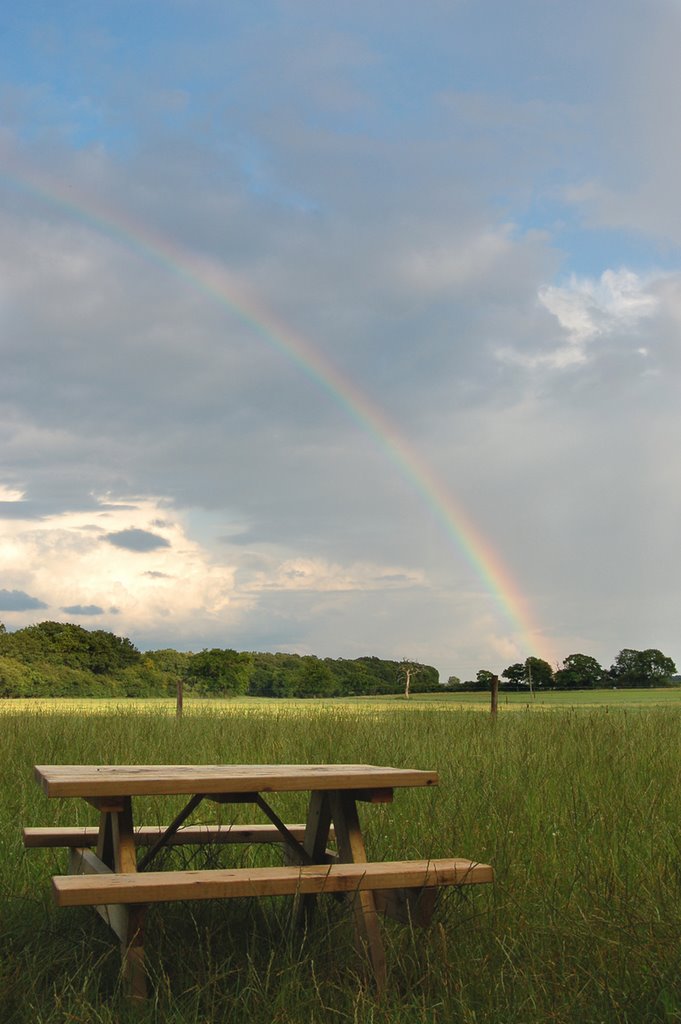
[122,905,147,1001]
[353,789,393,804]
[24,823,319,848]
[52,859,494,906]
[69,846,113,875]
[67,846,146,998]
[96,811,114,868]
[88,798,126,812]
[112,799,137,874]
[68,847,130,943]
[207,793,259,804]
[109,798,147,998]
[34,764,439,798]
[330,790,387,992]
[292,791,333,925]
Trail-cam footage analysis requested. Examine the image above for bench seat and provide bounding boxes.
[53,857,493,907]
[23,824,313,849]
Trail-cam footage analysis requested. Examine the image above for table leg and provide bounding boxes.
[293,790,332,927]
[329,790,387,993]
[114,799,147,1000]
[95,810,115,868]
[91,799,147,1000]
[112,799,137,874]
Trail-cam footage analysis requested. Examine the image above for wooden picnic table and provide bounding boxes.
[26,763,493,999]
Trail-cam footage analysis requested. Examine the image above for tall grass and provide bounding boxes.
[3,704,681,1022]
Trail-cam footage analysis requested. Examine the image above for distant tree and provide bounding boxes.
[554,653,604,690]
[85,629,140,674]
[501,662,526,689]
[0,621,140,674]
[186,648,251,695]
[290,656,336,698]
[145,649,192,676]
[411,665,440,692]
[476,669,495,691]
[248,652,284,697]
[400,659,420,699]
[610,649,677,688]
[525,657,553,689]
[355,656,400,695]
[445,675,461,690]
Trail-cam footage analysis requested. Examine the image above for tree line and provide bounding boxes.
[0,621,440,698]
[0,621,676,699]
[449,649,678,692]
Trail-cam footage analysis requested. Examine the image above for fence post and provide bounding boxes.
[490,674,499,717]
[176,676,183,718]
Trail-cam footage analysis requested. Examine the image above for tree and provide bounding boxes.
[476,669,495,691]
[0,621,141,674]
[290,656,336,698]
[500,659,553,690]
[145,649,192,676]
[400,659,420,699]
[554,653,604,690]
[185,648,251,695]
[501,662,526,689]
[85,629,140,674]
[525,657,553,689]
[445,675,461,690]
[610,648,677,688]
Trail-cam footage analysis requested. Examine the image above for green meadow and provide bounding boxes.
[3,696,681,1023]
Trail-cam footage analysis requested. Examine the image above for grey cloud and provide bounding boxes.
[104,529,171,552]
[0,501,44,520]
[0,589,48,611]
[61,604,104,616]
[218,532,255,546]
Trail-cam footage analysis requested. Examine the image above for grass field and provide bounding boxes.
[3,687,681,716]
[3,697,681,1022]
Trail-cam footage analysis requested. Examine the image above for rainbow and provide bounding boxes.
[1,164,554,665]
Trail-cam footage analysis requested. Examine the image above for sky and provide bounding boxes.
[1,0,680,683]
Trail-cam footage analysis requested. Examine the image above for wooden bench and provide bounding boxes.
[47,847,492,966]
[23,823,315,849]
[54,854,493,906]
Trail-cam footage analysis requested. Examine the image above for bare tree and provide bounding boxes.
[400,659,420,699]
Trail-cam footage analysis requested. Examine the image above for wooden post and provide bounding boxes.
[176,676,183,718]
[490,674,499,717]
[292,790,332,927]
[329,791,387,993]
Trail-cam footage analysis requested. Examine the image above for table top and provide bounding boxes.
[34,763,439,798]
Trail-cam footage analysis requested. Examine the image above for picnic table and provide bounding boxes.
[25,763,493,999]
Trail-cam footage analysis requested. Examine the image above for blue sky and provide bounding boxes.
[1,0,680,680]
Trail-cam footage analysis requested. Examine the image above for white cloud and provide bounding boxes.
[243,557,425,593]
[540,269,658,342]
[0,496,245,634]
[498,269,659,371]
[0,492,432,653]
[0,485,25,501]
